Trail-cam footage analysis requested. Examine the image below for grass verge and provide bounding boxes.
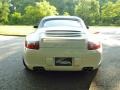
[0,25,35,36]
[0,25,120,36]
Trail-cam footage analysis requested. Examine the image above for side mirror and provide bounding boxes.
[86,26,89,29]
[33,25,38,28]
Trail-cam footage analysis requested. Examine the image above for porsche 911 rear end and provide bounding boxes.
[23,29,102,71]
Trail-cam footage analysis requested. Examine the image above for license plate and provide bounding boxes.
[55,57,72,66]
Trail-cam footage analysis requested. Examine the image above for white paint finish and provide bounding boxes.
[24,16,102,71]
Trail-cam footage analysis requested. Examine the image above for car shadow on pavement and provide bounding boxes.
[24,70,98,90]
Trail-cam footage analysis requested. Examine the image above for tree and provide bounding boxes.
[114,0,120,25]
[48,0,65,15]
[89,0,100,24]
[10,0,40,14]
[22,0,58,25]
[75,0,100,25]
[9,12,22,24]
[0,0,119,25]
[48,0,75,15]
[102,1,120,25]
[62,0,75,15]
[63,12,70,16]
[0,0,9,23]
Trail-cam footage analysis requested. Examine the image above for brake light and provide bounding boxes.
[25,41,39,50]
[88,41,100,50]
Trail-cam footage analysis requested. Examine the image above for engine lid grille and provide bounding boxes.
[45,30,82,37]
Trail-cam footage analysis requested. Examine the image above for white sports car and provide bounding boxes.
[23,16,102,71]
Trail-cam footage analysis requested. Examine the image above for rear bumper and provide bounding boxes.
[23,48,102,71]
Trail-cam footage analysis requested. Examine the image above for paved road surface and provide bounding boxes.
[0,28,120,90]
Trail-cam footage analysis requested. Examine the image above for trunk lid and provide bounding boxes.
[40,29,87,49]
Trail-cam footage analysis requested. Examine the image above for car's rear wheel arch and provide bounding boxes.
[23,58,33,71]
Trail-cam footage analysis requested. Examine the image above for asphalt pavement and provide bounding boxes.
[0,28,120,90]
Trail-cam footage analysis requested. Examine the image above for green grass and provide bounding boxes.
[0,25,35,36]
[0,25,120,36]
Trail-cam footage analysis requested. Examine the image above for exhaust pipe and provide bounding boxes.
[82,67,94,71]
[33,67,45,71]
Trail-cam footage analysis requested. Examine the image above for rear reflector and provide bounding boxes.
[25,41,39,50]
[88,41,100,50]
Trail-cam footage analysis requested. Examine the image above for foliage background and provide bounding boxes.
[0,0,120,26]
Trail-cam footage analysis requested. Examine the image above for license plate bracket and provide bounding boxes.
[55,57,72,66]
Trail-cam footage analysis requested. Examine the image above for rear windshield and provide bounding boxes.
[42,20,82,27]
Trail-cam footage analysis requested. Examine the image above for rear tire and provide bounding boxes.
[23,59,33,71]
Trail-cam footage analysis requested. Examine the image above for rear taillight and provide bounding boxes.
[88,41,100,50]
[25,41,39,50]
